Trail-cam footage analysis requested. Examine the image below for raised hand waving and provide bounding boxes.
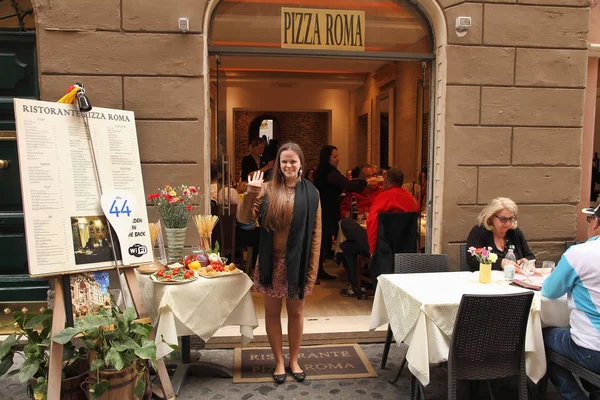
[248,170,264,188]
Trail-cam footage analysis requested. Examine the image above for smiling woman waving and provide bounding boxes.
[237,142,321,384]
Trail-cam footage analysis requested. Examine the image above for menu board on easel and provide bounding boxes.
[13,98,153,277]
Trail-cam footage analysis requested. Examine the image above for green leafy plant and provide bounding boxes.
[53,303,156,400]
[0,307,84,400]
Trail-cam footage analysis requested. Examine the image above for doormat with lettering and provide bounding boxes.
[233,344,377,383]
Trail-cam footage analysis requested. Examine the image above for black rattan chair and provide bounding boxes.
[459,243,470,271]
[533,350,600,399]
[383,253,449,383]
[446,292,534,400]
[357,212,418,296]
[565,240,583,250]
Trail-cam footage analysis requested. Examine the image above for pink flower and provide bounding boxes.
[481,248,489,258]
[468,246,477,256]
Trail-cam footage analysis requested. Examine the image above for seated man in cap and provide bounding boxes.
[541,204,600,399]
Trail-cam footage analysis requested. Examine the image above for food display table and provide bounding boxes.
[129,270,258,393]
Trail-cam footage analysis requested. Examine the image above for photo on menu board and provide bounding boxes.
[70,271,112,321]
[70,215,122,265]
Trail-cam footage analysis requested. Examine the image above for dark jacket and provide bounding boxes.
[314,167,366,235]
[466,225,535,271]
[241,155,266,181]
[370,212,418,288]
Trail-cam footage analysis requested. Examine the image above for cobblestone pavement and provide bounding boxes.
[0,343,562,399]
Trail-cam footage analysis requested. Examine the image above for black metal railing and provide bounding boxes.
[0,0,34,31]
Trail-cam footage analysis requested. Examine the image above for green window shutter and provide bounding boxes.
[0,32,47,302]
[0,32,38,131]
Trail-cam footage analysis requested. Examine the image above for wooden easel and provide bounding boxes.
[47,268,176,400]
[17,90,175,399]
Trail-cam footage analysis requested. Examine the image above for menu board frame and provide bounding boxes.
[13,98,152,277]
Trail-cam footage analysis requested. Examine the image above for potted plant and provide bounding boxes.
[53,303,156,400]
[0,307,87,400]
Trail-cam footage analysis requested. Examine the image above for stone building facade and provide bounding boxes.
[19,0,600,267]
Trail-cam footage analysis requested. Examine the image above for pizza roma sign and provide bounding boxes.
[281,7,365,51]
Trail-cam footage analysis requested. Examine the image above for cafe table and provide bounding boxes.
[130,270,258,394]
[369,270,570,387]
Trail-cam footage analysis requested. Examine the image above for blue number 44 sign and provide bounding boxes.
[109,199,132,217]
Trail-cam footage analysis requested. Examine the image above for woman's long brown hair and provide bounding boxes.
[263,142,305,232]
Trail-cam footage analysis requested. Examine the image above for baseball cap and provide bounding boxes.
[582,204,600,218]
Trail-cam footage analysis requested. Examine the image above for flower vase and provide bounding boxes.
[479,263,492,284]
[165,227,187,263]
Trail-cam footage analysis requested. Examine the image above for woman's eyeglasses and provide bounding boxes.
[495,215,517,224]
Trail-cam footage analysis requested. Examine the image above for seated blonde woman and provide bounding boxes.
[466,197,535,272]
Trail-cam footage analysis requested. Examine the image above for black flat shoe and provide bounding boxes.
[315,280,320,285]
[317,272,336,280]
[288,366,306,382]
[272,372,287,384]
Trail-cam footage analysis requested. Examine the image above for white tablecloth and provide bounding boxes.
[369,271,569,386]
[134,271,258,359]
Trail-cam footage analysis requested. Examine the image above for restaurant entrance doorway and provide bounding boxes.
[205,0,437,344]
[206,54,435,345]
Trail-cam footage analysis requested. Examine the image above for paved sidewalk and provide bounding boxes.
[0,343,562,399]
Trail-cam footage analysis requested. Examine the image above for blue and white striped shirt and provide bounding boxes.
[542,235,600,351]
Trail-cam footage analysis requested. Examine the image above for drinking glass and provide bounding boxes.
[522,260,535,283]
[541,261,555,279]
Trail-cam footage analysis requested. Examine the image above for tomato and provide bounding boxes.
[173,268,180,275]
[157,270,164,277]
[184,273,191,279]
[165,274,171,280]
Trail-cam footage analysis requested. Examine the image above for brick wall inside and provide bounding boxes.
[234,111,329,181]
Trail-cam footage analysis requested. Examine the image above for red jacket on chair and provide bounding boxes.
[366,186,418,254]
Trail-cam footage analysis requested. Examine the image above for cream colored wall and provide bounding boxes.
[224,85,351,173]
[351,62,423,183]
[395,62,423,183]
[353,75,379,166]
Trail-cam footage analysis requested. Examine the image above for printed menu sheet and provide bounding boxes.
[13,98,153,277]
